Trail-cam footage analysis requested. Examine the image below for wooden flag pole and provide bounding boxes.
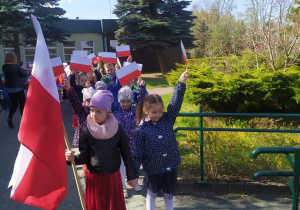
[63,123,86,210]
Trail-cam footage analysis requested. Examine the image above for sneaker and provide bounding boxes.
[123,189,128,198]
[133,184,142,192]
[7,119,13,128]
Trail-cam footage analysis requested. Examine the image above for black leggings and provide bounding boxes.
[8,90,26,120]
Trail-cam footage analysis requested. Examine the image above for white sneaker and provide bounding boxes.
[133,184,142,192]
[123,189,128,198]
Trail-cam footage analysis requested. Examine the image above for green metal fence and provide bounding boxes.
[174,106,300,190]
[250,147,300,210]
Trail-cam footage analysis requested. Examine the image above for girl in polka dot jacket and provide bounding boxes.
[132,70,188,210]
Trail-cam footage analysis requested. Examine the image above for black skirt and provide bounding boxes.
[143,168,177,197]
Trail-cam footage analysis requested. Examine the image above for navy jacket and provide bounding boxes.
[2,64,27,89]
[132,81,186,177]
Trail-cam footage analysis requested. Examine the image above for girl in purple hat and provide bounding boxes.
[66,90,138,210]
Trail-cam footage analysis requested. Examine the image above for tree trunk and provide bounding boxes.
[156,46,167,75]
[13,32,21,64]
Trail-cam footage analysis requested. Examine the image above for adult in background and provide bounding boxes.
[2,53,27,128]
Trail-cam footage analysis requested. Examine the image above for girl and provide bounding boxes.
[113,81,146,197]
[70,71,88,103]
[66,90,138,210]
[132,70,188,210]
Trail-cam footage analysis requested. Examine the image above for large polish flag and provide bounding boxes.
[70,55,92,73]
[8,15,67,210]
[123,61,143,77]
[87,53,98,63]
[102,52,117,63]
[116,45,131,57]
[116,62,140,86]
[50,57,65,76]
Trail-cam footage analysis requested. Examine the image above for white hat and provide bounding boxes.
[82,87,96,102]
[118,86,133,102]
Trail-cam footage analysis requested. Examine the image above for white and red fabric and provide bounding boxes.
[8,15,67,210]
[70,55,92,73]
[87,53,98,63]
[123,62,142,77]
[50,57,65,76]
[181,40,188,71]
[101,52,117,63]
[116,62,141,86]
[116,45,131,57]
[98,52,102,61]
[26,77,30,85]
[29,64,33,69]
[72,50,88,57]
[1,77,5,84]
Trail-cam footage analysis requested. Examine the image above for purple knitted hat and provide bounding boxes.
[89,90,114,112]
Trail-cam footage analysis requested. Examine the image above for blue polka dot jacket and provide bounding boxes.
[132,81,186,178]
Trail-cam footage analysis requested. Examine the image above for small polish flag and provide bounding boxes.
[116,62,140,86]
[124,62,143,77]
[50,57,65,76]
[1,77,5,84]
[70,55,92,73]
[26,77,30,84]
[72,50,88,57]
[116,45,131,57]
[65,65,71,77]
[87,53,98,63]
[181,40,188,71]
[102,52,117,63]
[63,63,68,68]
[98,52,102,61]
[29,64,33,69]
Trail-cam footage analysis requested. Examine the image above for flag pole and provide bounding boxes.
[63,123,86,210]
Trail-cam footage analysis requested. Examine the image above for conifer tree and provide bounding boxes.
[0,0,69,63]
[114,0,195,74]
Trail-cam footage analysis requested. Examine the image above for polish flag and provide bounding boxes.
[29,64,33,69]
[70,55,92,73]
[8,15,67,210]
[116,45,131,57]
[116,62,140,86]
[181,40,188,71]
[87,53,98,63]
[124,62,143,77]
[50,57,65,76]
[65,65,71,77]
[1,77,5,84]
[98,52,102,61]
[26,77,30,84]
[102,52,117,63]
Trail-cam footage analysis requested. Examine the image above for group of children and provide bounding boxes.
[64,59,189,210]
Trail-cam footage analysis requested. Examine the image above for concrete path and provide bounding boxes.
[147,87,174,95]
[0,102,294,209]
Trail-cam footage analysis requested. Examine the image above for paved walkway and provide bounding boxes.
[0,102,294,209]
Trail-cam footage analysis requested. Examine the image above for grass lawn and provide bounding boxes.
[143,77,169,89]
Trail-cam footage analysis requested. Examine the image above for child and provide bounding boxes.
[104,63,116,85]
[94,81,107,91]
[70,71,88,103]
[113,83,146,197]
[132,70,188,210]
[66,90,138,209]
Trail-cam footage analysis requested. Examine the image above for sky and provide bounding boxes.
[58,0,215,20]
[58,0,248,20]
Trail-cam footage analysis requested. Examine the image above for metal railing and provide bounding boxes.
[250,147,300,210]
[174,106,300,185]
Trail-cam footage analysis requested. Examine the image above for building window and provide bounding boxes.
[81,41,94,54]
[24,47,35,69]
[63,41,76,62]
[24,45,57,68]
[3,48,14,58]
